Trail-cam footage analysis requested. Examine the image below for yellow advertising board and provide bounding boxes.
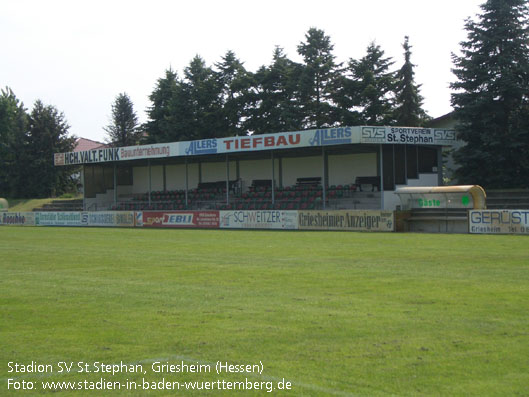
[298,210,394,232]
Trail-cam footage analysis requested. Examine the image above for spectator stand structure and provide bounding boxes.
[54,126,459,212]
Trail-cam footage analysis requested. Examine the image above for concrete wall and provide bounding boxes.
[328,153,377,186]
[282,156,322,186]
[239,158,280,190]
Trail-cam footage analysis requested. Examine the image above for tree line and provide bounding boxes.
[1,0,528,199]
[0,90,76,198]
[136,31,427,145]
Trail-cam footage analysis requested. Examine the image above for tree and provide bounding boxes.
[181,55,223,139]
[104,93,140,146]
[393,36,429,126]
[216,51,253,136]
[297,28,341,128]
[23,100,76,197]
[0,87,28,196]
[348,42,396,125]
[249,47,304,134]
[451,0,529,188]
[144,68,182,143]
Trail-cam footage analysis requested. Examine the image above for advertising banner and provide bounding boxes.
[0,212,36,226]
[87,211,135,227]
[55,126,460,166]
[469,210,529,234]
[219,210,298,230]
[35,212,88,226]
[135,212,143,227]
[55,142,179,166]
[360,126,457,145]
[298,210,394,232]
[142,211,219,228]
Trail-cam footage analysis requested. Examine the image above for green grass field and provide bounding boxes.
[1,227,528,396]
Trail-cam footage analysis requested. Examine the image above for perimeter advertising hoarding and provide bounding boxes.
[220,210,298,230]
[469,210,529,235]
[298,210,395,232]
[86,211,135,227]
[35,212,88,226]
[141,211,219,228]
[0,212,36,226]
[34,211,135,227]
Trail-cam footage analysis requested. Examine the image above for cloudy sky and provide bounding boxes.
[1,0,484,142]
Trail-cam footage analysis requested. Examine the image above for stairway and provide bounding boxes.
[35,199,84,212]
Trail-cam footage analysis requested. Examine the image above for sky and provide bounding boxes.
[1,0,485,143]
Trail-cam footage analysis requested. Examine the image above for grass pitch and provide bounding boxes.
[1,227,528,396]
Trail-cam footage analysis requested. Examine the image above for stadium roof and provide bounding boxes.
[55,125,458,166]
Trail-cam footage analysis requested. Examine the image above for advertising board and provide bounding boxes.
[298,210,394,232]
[469,210,529,235]
[87,211,135,227]
[0,212,36,226]
[142,211,219,228]
[219,210,298,230]
[35,212,88,226]
[360,126,457,145]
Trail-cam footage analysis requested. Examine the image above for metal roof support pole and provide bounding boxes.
[82,165,86,211]
[271,151,275,205]
[113,163,117,207]
[185,158,189,208]
[379,144,384,210]
[437,147,443,186]
[148,159,152,207]
[322,146,326,210]
[226,154,229,206]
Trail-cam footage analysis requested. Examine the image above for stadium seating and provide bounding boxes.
[115,180,358,211]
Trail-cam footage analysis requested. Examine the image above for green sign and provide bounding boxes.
[418,198,441,207]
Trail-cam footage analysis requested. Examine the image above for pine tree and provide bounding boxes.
[144,68,180,143]
[216,51,252,136]
[24,100,76,197]
[182,55,223,139]
[104,93,140,146]
[297,28,340,128]
[0,87,28,196]
[249,47,304,134]
[393,36,428,126]
[348,42,396,125]
[451,0,529,188]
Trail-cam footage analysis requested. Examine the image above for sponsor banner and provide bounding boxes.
[298,210,395,232]
[0,212,36,226]
[135,211,143,227]
[55,126,460,165]
[56,142,178,166]
[220,210,298,230]
[87,211,134,227]
[142,211,219,228]
[469,210,529,235]
[35,212,88,226]
[216,127,355,153]
[360,126,457,145]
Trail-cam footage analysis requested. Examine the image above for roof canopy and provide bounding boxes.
[54,125,458,166]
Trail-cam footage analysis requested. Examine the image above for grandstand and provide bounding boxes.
[54,126,458,212]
